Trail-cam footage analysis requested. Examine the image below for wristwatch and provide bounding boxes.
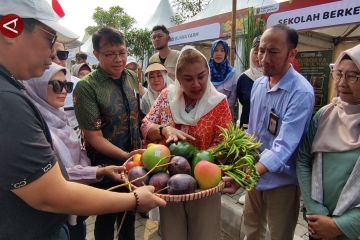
[159,125,167,138]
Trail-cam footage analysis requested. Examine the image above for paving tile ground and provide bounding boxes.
[86,191,309,240]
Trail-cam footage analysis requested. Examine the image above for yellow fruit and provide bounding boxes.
[133,153,143,166]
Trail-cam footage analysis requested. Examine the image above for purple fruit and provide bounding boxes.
[149,172,170,193]
[167,174,197,195]
[128,166,148,187]
[168,156,191,176]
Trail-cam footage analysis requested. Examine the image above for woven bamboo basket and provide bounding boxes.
[155,181,225,202]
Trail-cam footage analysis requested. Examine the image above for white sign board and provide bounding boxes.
[255,3,279,15]
[267,0,360,30]
[169,23,220,46]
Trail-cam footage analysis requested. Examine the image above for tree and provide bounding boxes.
[239,8,265,70]
[85,6,136,35]
[171,0,211,25]
[125,29,153,62]
[85,6,153,61]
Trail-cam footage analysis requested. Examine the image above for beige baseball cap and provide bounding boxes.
[0,0,78,43]
[145,63,167,75]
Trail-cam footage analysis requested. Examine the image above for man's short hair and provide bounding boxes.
[76,52,87,61]
[19,18,39,33]
[270,24,298,49]
[92,27,125,52]
[151,25,169,35]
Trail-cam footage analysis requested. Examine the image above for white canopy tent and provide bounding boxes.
[143,0,175,30]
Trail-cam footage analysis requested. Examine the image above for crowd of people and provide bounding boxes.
[0,0,359,240]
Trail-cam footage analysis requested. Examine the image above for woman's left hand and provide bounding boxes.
[162,126,195,143]
[307,215,342,239]
[97,165,126,182]
[221,176,240,194]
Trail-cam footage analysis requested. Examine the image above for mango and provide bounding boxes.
[142,144,170,172]
[194,160,221,189]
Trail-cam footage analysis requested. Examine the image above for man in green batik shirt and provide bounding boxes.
[74,27,143,240]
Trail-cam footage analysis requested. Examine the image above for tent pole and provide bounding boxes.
[230,0,237,66]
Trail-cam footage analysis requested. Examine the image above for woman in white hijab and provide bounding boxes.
[236,36,262,129]
[297,44,360,240]
[141,63,168,114]
[23,63,124,240]
[141,46,233,240]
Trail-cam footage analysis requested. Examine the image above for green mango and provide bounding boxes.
[169,141,197,161]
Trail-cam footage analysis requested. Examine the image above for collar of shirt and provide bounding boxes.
[96,67,126,83]
[0,64,25,90]
[259,65,296,93]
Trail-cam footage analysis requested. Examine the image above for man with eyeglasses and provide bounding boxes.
[0,1,165,240]
[149,25,179,81]
[73,27,145,240]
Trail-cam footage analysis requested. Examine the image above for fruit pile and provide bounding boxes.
[117,142,222,195]
[109,124,261,195]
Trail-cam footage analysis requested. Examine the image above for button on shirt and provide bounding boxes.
[248,66,314,191]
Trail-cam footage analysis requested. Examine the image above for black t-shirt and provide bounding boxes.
[159,55,166,64]
[236,73,255,127]
[0,66,67,239]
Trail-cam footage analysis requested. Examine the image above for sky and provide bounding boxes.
[57,0,161,40]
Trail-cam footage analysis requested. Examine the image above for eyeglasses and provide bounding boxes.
[48,80,74,94]
[332,70,360,84]
[100,51,127,60]
[56,50,69,60]
[38,26,57,48]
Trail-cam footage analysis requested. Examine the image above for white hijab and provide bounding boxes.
[142,70,170,114]
[167,46,226,126]
[244,48,263,81]
[23,63,84,168]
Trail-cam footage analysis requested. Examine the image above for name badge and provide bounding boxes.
[268,110,279,136]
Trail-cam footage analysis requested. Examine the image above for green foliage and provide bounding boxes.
[85,6,136,35]
[85,6,153,60]
[125,28,153,61]
[239,7,265,70]
[171,0,211,25]
[211,123,262,191]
